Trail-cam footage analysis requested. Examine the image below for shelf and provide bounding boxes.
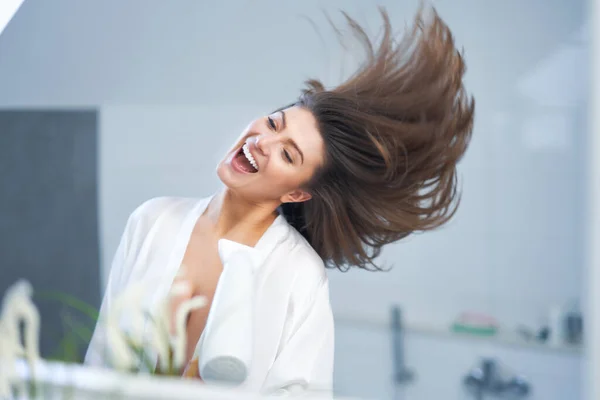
[334,314,583,356]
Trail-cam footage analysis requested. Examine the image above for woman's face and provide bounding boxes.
[217,106,325,204]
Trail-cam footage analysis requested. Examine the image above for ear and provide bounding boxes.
[280,189,312,204]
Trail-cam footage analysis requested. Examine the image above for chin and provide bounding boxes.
[216,163,232,186]
[216,162,250,191]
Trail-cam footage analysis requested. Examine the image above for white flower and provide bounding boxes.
[104,282,147,371]
[1,280,40,361]
[100,273,208,374]
[148,277,208,373]
[171,295,207,369]
[0,280,41,397]
[145,298,171,372]
[130,277,192,373]
[0,325,20,398]
[104,320,138,371]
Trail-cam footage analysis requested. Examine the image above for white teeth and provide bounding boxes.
[242,143,258,171]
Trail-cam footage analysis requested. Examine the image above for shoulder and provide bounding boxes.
[111,196,208,282]
[130,196,198,222]
[278,227,331,305]
[127,196,204,232]
[285,228,328,284]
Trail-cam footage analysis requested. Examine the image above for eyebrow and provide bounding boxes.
[279,110,304,164]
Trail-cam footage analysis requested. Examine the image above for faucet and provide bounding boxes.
[390,306,414,400]
[463,358,530,399]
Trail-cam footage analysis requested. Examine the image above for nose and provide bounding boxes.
[255,134,277,157]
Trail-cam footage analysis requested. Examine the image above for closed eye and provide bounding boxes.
[267,116,276,130]
[283,150,293,163]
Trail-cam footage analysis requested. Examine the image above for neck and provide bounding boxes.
[206,188,280,237]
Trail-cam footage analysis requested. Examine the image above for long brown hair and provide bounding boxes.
[280,6,475,271]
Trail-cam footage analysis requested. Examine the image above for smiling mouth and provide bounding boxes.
[232,143,258,173]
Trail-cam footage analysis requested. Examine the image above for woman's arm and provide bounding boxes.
[83,210,138,367]
[83,197,168,367]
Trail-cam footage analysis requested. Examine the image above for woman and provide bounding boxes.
[85,5,474,396]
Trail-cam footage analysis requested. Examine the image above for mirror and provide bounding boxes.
[0,1,592,399]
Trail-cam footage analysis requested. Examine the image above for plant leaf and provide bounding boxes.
[35,290,99,321]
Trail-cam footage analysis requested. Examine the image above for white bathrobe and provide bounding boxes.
[84,196,334,395]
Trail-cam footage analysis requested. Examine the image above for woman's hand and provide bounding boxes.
[182,356,201,379]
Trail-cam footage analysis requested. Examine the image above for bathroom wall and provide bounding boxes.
[0,0,589,398]
[334,324,581,400]
[97,100,585,399]
[585,2,600,399]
